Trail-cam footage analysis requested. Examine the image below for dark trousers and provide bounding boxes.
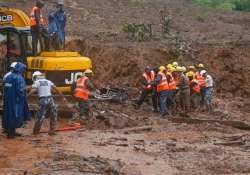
[158,90,170,116]
[78,99,90,119]
[137,89,157,111]
[31,27,49,55]
[200,87,206,107]
[167,90,177,114]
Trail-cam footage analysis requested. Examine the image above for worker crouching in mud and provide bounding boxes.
[73,69,100,124]
[27,71,66,135]
[135,66,158,112]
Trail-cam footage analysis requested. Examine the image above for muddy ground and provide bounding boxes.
[1,0,250,174]
[1,98,250,175]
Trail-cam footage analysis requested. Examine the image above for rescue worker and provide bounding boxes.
[196,63,205,73]
[74,69,99,124]
[3,63,30,138]
[166,67,177,114]
[3,62,17,81]
[48,0,67,49]
[136,66,157,112]
[200,70,214,113]
[154,66,170,117]
[27,71,66,135]
[187,71,200,111]
[2,62,17,134]
[30,0,48,55]
[186,65,195,78]
[176,66,190,115]
[195,63,206,109]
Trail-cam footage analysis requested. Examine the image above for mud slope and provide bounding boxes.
[66,39,250,97]
[3,0,250,97]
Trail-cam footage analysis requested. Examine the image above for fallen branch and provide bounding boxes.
[214,141,245,146]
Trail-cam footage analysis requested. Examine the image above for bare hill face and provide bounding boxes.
[4,0,250,97]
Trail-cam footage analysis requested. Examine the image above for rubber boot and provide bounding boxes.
[7,128,15,139]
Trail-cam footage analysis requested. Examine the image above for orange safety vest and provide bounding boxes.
[156,72,169,92]
[196,73,206,87]
[190,79,200,93]
[142,71,155,90]
[74,77,90,100]
[168,73,177,90]
[30,6,45,27]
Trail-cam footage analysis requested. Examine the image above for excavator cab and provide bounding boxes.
[0,26,39,76]
[0,7,92,92]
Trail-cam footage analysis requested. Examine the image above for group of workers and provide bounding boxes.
[2,60,214,138]
[136,62,214,117]
[2,60,97,139]
[30,0,66,55]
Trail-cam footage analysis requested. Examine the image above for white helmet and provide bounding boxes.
[10,62,17,68]
[200,70,207,75]
[172,62,178,67]
[32,71,43,80]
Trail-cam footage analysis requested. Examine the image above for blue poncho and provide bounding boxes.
[3,63,30,129]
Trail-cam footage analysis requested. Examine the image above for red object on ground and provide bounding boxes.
[40,123,81,133]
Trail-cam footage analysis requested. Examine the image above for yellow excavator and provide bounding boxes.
[0,7,92,93]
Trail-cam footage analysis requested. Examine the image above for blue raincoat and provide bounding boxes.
[3,63,30,129]
[48,8,66,45]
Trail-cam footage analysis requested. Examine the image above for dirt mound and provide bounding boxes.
[34,152,124,175]
[82,102,153,130]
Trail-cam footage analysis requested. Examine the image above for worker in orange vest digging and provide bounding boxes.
[73,69,99,124]
[135,66,158,112]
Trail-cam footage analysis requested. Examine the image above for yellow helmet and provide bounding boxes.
[198,63,204,68]
[166,64,173,69]
[169,67,176,73]
[172,62,178,67]
[84,69,93,74]
[159,66,166,72]
[186,71,194,77]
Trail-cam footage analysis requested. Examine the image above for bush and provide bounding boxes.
[193,0,250,12]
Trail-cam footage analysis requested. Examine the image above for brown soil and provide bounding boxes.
[1,0,250,175]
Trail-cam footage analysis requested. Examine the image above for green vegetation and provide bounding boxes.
[122,23,152,42]
[193,0,250,12]
[193,13,208,22]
